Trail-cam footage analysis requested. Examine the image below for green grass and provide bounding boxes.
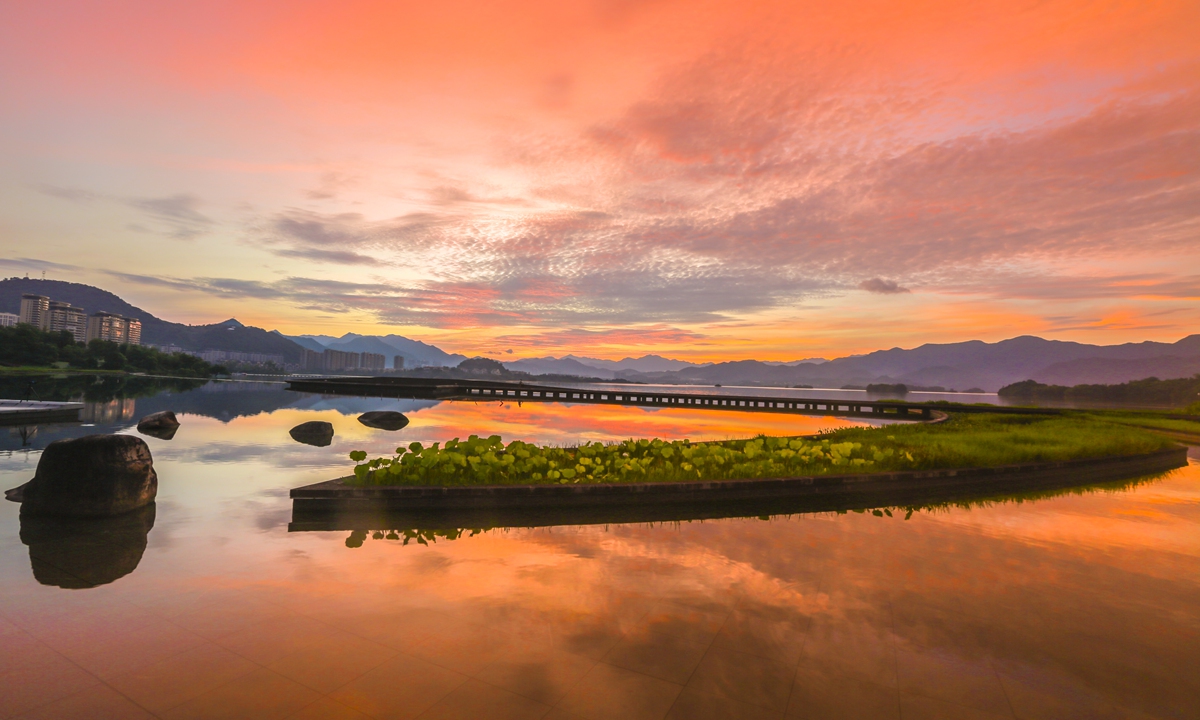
[1075,411,1200,442]
[346,413,1177,487]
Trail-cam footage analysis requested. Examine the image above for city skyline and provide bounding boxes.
[2,1,1198,362]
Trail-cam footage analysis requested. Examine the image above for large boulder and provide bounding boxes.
[137,411,180,440]
[357,411,410,431]
[290,421,334,447]
[21,503,155,588]
[8,435,158,518]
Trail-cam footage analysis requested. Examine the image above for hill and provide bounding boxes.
[506,356,620,378]
[286,332,465,368]
[568,354,702,373]
[613,335,1200,391]
[0,278,306,361]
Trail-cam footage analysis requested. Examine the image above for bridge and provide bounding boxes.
[284,376,1057,419]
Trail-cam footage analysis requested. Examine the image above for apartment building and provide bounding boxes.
[18,294,49,329]
[47,301,88,343]
[361,352,386,372]
[301,348,387,372]
[86,311,141,345]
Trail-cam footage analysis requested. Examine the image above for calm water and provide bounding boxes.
[1,378,1198,719]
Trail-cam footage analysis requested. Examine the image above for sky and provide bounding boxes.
[1,0,1197,362]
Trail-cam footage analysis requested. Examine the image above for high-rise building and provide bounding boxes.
[302,349,324,372]
[393,355,405,370]
[85,312,142,345]
[125,318,142,346]
[322,349,360,371]
[360,352,386,372]
[47,301,88,343]
[18,294,49,329]
[87,312,125,343]
[0,312,17,327]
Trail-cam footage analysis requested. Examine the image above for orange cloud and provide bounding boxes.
[3,0,1199,357]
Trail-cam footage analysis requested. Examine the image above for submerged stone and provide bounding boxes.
[290,421,335,447]
[357,411,410,431]
[137,411,180,439]
[10,434,158,518]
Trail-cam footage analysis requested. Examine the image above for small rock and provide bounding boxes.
[357,411,410,432]
[290,421,335,447]
[137,412,180,439]
[9,435,157,518]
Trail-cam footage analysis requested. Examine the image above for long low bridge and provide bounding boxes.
[285,376,1057,419]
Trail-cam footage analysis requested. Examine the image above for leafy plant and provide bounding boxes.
[344,414,1175,487]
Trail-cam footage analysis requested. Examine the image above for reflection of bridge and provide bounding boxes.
[285,377,1060,419]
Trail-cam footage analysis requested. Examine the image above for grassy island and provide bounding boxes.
[346,413,1181,487]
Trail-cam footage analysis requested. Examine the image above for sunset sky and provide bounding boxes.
[1,0,1197,361]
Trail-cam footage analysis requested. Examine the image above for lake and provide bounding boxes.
[1,377,1198,719]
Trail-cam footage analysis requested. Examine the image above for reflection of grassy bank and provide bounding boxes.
[0,366,128,376]
[348,413,1177,487]
[0,374,205,404]
[337,473,1171,548]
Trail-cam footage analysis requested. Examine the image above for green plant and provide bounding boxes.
[345,414,1175,487]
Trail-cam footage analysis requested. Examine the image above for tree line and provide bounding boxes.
[998,376,1200,409]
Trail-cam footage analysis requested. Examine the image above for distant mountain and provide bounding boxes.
[762,358,829,366]
[1031,355,1200,386]
[7,278,1197,388]
[567,354,702,373]
[0,278,307,361]
[615,335,1200,391]
[286,332,466,368]
[506,356,619,379]
[273,332,326,353]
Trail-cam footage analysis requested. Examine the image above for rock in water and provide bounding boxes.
[137,410,180,431]
[290,421,335,447]
[137,411,180,439]
[12,435,158,518]
[20,503,156,588]
[357,411,410,431]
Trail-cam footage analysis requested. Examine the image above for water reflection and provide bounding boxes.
[137,424,178,441]
[80,397,137,423]
[0,378,1196,718]
[19,503,155,589]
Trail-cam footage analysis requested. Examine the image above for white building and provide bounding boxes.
[0,312,17,327]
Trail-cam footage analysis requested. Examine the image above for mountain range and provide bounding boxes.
[596,335,1200,391]
[280,332,466,368]
[4,278,1198,389]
